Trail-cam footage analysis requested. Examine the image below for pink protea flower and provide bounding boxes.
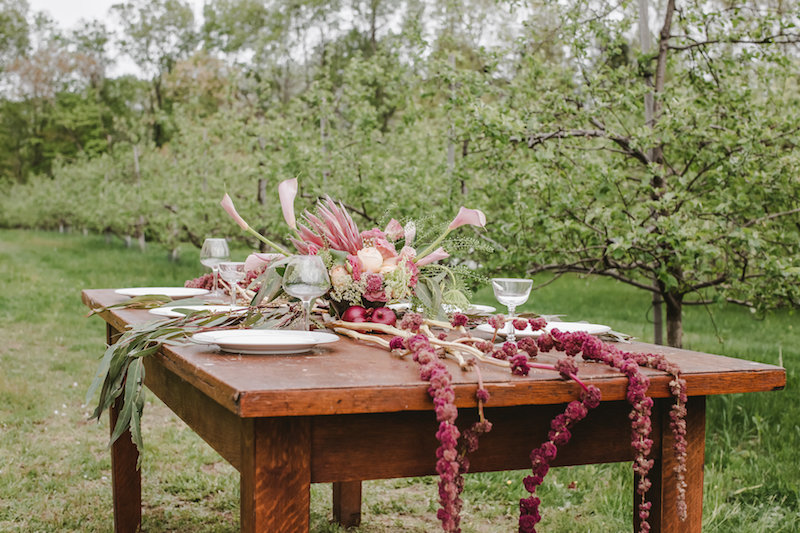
[294,196,363,254]
[220,193,249,230]
[447,206,487,230]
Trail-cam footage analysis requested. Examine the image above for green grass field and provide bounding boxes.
[1,229,797,532]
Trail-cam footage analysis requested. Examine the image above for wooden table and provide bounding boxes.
[82,289,786,533]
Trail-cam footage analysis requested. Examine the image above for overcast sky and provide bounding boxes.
[28,0,205,31]
[26,0,205,76]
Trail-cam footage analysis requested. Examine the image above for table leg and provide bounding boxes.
[240,417,311,533]
[107,324,142,533]
[333,481,362,527]
[638,396,706,533]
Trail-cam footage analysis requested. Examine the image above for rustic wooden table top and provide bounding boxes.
[82,289,786,420]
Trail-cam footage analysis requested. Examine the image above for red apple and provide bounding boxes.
[342,305,369,323]
[370,307,397,326]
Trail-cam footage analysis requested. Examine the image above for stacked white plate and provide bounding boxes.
[191,329,339,355]
[475,321,611,338]
[115,287,209,298]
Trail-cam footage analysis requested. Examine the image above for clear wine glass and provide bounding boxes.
[218,261,246,309]
[491,278,533,342]
[282,255,331,331]
[200,238,230,300]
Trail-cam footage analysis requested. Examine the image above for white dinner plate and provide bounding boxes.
[475,321,612,338]
[149,305,248,318]
[115,287,209,298]
[191,329,339,355]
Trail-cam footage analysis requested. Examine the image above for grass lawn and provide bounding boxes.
[0,229,797,532]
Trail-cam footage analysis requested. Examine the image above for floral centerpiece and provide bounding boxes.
[220,178,487,319]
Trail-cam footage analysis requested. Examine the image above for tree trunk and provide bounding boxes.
[652,290,664,345]
[258,178,267,206]
[664,291,683,348]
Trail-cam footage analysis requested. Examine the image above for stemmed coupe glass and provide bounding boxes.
[200,238,230,300]
[218,262,246,309]
[491,278,533,342]
[282,255,331,331]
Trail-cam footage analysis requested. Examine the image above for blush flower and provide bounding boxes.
[278,177,298,230]
[447,207,487,230]
[220,193,249,230]
[384,218,405,241]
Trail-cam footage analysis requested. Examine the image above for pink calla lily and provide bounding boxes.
[447,207,487,231]
[220,193,249,230]
[244,253,281,273]
[278,178,298,230]
[415,247,449,267]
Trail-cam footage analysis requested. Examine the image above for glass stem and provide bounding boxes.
[302,299,312,331]
[212,267,219,294]
[230,282,237,308]
[507,305,516,343]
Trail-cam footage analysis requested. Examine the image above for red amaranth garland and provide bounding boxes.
[393,322,605,533]
[359,313,688,533]
[544,328,689,532]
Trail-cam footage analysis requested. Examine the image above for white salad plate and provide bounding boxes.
[149,305,247,318]
[388,303,496,315]
[115,287,209,298]
[475,321,612,338]
[443,304,496,315]
[191,329,340,355]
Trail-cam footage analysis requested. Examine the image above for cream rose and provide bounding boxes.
[357,246,384,273]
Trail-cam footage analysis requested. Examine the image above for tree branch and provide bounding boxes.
[668,33,800,51]
[526,127,650,166]
[527,263,659,293]
[741,207,800,228]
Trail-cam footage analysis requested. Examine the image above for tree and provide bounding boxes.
[458,0,800,347]
[112,0,199,146]
[0,0,29,73]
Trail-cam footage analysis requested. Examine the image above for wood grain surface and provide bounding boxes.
[84,289,786,420]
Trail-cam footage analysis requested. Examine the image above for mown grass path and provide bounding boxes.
[0,229,796,532]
